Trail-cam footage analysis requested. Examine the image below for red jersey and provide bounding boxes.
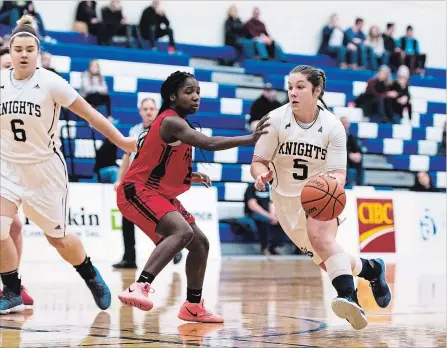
[123,109,193,199]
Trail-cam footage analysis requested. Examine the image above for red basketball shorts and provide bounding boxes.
[117,182,195,244]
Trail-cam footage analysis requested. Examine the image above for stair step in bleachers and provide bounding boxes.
[46,42,190,66]
[244,59,446,89]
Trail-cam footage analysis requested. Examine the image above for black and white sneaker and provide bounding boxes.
[331,289,368,330]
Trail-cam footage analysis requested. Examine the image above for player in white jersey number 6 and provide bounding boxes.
[0,16,136,314]
[251,65,392,330]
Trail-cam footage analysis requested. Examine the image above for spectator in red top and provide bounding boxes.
[244,7,286,62]
[353,65,394,123]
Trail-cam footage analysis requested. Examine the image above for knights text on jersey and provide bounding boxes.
[0,68,78,164]
[254,103,347,197]
[123,110,193,199]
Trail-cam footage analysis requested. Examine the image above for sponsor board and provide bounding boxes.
[21,184,220,262]
[357,198,396,253]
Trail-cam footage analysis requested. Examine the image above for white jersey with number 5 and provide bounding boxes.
[0,67,78,164]
[254,103,347,197]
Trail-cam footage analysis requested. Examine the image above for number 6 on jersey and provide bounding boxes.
[11,119,27,142]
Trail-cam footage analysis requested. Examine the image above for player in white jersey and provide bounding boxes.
[251,65,391,330]
[0,16,136,314]
[113,97,183,268]
[0,47,35,308]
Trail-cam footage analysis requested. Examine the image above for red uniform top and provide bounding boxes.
[124,109,193,199]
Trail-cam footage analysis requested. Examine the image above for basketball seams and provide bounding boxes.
[302,182,345,206]
[301,176,346,221]
[313,177,338,220]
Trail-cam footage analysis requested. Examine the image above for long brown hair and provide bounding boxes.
[88,59,103,84]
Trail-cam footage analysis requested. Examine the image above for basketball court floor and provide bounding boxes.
[1,257,445,347]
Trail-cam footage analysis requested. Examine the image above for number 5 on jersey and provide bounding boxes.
[11,119,27,142]
[293,159,308,180]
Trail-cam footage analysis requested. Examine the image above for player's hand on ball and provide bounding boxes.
[255,170,273,191]
[121,137,137,153]
[192,172,212,188]
[251,116,270,143]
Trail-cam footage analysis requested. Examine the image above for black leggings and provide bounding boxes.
[85,93,112,116]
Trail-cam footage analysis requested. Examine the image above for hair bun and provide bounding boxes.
[17,15,36,28]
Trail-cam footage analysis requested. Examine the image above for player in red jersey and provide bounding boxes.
[116,71,269,323]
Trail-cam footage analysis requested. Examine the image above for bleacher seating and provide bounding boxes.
[5,23,444,243]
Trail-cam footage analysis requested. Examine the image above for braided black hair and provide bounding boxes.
[289,65,329,110]
[158,71,196,116]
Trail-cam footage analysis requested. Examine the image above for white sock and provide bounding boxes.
[352,257,363,276]
[324,253,352,282]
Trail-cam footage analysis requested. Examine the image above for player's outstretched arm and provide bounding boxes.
[68,97,137,154]
[160,115,270,151]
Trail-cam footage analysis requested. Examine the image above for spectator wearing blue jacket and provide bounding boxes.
[344,18,374,69]
[396,26,426,75]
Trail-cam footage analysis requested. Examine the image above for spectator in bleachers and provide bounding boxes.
[411,172,437,192]
[224,4,255,62]
[396,25,426,75]
[318,13,348,69]
[74,1,101,37]
[438,123,446,156]
[40,52,59,75]
[345,18,373,70]
[382,23,401,73]
[22,1,55,43]
[386,65,412,123]
[94,138,119,183]
[100,0,142,48]
[244,7,286,62]
[248,83,281,131]
[0,34,11,49]
[353,65,394,123]
[0,47,11,70]
[340,116,364,186]
[139,0,176,53]
[0,1,20,26]
[244,183,283,255]
[81,60,112,118]
[365,25,388,70]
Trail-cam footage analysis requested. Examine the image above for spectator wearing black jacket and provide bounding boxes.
[386,65,412,123]
[412,172,437,192]
[382,23,402,73]
[318,14,347,68]
[244,183,284,255]
[100,0,141,48]
[74,1,100,36]
[341,117,364,186]
[139,0,176,53]
[224,5,255,61]
[248,83,282,131]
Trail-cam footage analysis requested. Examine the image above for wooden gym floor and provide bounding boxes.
[0,257,445,347]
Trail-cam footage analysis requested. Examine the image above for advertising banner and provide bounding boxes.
[20,184,220,263]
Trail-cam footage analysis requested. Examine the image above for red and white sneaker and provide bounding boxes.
[21,286,34,309]
[118,282,153,311]
[178,299,224,323]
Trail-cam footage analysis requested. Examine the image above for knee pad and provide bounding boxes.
[0,216,13,241]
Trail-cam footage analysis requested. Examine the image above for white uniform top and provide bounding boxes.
[254,103,347,197]
[128,122,149,162]
[0,67,78,164]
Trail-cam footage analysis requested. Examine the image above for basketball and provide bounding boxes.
[301,175,346,221]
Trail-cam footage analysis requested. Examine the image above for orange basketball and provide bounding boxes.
[300,175,346,221]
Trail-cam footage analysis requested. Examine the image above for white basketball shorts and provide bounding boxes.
[271,190,323,264]
[0,152,68,238]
